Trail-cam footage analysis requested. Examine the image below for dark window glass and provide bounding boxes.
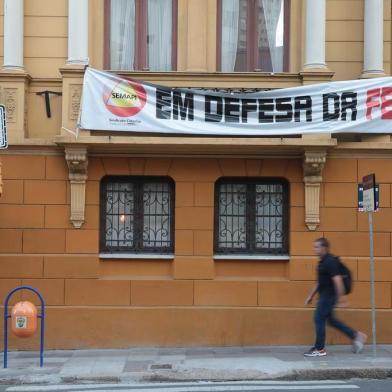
[100,176,174,254]
[218,0,289,72]
[106,0,177,71]
[215,178,289,254]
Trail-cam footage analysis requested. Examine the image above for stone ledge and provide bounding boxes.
[53,135,336,157]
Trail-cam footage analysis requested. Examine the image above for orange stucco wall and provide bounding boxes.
[1,0,392,350]
[0,154,391,349]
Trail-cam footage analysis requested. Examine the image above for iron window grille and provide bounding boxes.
[100,176,175,254]
[214,177,289,255]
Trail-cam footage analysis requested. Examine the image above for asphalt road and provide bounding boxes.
[1,380,392,392]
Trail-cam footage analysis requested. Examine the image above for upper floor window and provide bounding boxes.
[106,0,177,71]
[214,178,289,255]
[217,0,289,72]
[100,176,175,255]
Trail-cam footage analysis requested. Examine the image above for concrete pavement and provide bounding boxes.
[1,345,392,385]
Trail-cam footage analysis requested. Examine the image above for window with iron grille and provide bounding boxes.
[214,178,289,255]
[100,176,175,254]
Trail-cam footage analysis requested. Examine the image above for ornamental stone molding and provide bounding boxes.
[0,70,31,142]
[69,84,82,121]
[3,88,17,123]
[65,147,88,228]
[303,150,327,231]
[60,66,86,136]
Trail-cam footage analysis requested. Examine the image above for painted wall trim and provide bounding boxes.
[214,255,290,261]
[99,253,175,260]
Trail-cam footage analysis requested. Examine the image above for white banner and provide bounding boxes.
[80,67,392,136]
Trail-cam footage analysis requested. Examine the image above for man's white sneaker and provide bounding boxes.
[352,331,368,353]
[304,348,327,357]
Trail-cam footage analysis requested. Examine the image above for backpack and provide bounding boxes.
[335,256,353,295]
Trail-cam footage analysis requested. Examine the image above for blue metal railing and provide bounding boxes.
[3,286,45,368]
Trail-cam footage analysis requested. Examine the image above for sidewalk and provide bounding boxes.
[1,345,392,385]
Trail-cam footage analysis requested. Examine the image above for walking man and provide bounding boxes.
[304,237,367,357]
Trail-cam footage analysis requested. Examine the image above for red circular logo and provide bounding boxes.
[103,79,147,117]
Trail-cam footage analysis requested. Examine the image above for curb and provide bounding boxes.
[142,368,392,382]
[279,368,392,381]
[1,367,392,385]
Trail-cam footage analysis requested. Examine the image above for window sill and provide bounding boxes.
[99,253,174,260]
[213,255,290,261]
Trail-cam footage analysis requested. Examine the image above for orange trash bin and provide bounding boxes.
[11,301,38,338]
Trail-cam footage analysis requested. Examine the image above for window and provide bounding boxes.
[105,0,177,71]
[214,178,289,255]
[217,0,289,72]
[100,176,175,255]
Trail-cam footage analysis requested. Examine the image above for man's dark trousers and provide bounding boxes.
[314,294,356,350]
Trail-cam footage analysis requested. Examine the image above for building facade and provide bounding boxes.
[1,0,392,349]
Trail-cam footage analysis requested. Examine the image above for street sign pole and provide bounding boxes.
[0,105,8,198]
[0,105,8,149]
[368,211,377,357]
[362,173,377,357]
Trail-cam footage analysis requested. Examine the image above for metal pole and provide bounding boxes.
[39,308,45,367]
[3,298,8,368]
[368,211,377,357]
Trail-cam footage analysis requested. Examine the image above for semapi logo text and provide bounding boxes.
[103,79,147,117]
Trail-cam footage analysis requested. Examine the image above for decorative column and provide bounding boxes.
[303,151,326,231]
[65,147,88,228]
[362,0,384,78]
[1,0,30,142]
[61,0,88,136]
[67,0,89,65]
[303,0,326,70]
[3,0,24,70]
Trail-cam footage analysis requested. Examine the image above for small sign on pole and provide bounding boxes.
[361,173,377,357]
[0,105,8,149]
[358,184,379,212]
[362,174,376,212]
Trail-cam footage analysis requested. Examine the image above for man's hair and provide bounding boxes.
[315,237,330,249]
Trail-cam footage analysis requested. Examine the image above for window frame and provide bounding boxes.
[216,0,290,72]
[100,175,175,255]
[104,0,178,71]
[214,177,289,256]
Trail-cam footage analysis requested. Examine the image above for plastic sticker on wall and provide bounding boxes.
[15,316,27,329]
[0,105,8,149]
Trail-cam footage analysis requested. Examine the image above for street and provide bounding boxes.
[1,380,392,392]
